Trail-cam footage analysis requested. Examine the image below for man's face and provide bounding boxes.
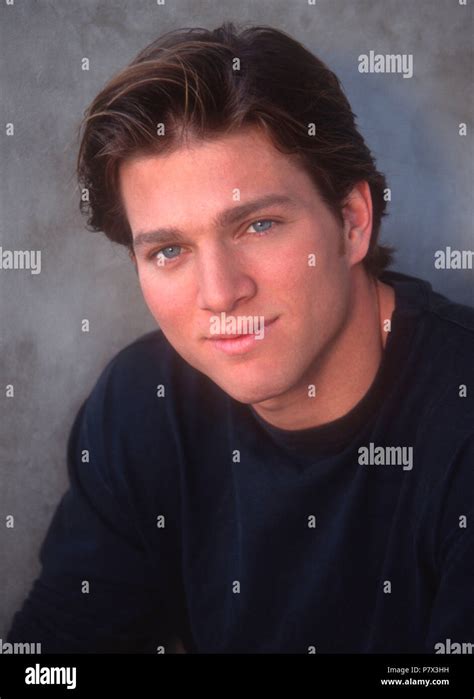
[119,126,354,406]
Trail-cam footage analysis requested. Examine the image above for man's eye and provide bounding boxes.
[154,245,182,264]
[148,222,275,265]
[248,219,274,235]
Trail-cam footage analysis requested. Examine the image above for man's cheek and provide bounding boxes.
[140,281,169,316]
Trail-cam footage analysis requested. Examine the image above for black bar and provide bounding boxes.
[0,654,472,696]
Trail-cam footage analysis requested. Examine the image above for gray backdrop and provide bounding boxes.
[1,0,472,639]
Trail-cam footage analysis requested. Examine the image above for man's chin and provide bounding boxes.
[182,351,298,404]
[208,373,293,406]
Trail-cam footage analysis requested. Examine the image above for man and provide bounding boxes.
[7,23,474,653]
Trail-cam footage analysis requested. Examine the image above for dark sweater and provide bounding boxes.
[7,271,474,653]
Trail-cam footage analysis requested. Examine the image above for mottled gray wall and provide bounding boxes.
[0,0,472,638]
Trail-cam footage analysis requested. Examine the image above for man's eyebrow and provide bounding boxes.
[132,194,298,249]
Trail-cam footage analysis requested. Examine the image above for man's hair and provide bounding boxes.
[77,23,393,276]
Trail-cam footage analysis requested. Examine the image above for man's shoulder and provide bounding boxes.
[396,273,473,438]
[101,328,189,382]
[106,328,177,380]
[386,270,474,357]
[384,271,474,427]
[425,282,474,378]
[380,273,474,499]
[89,328,221,417]
[425,282,474,337]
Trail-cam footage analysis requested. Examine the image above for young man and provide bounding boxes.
[7,23,474,654]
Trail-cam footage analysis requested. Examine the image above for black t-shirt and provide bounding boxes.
[7,271,474,653]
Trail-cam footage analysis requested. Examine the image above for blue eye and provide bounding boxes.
[249,219,274,234]
[157,245,182,262]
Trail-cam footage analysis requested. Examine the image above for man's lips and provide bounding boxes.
[204,316,278,340]
[204,317,279,356]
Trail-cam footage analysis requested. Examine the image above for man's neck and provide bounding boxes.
[251,270,396,431]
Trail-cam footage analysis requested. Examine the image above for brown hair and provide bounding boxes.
[77,23,393,276]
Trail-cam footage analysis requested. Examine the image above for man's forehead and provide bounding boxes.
[119,130,313,239]
[119,125,294,181]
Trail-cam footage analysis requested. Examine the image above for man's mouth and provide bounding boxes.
[205,317,279,356]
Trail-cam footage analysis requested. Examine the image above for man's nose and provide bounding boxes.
[195,244,256,314]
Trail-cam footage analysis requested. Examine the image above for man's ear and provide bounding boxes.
[342,181,373,268]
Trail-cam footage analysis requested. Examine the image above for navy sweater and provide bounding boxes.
[7,272,474,653]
